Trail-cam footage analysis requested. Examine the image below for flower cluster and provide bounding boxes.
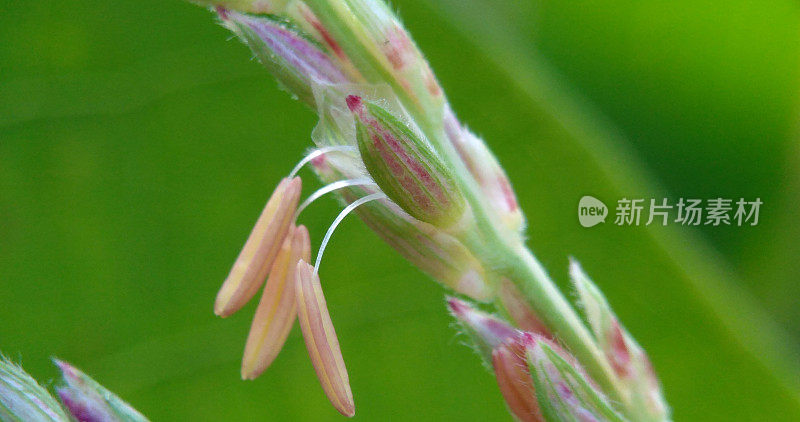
[198,0,670,420]
[448,294,666,422]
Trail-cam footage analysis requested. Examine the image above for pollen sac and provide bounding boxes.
[347,95,466,228]
[295,261,355,417]
[241,225,311,380]
[219,9,349,107]
[215,177,301,318]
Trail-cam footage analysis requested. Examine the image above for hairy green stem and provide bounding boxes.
[301,0,629,412]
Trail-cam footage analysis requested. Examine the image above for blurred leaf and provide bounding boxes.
[1,0,798,421]
[398,0,800,420]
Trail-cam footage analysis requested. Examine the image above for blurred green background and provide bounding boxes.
[1,0,799,420]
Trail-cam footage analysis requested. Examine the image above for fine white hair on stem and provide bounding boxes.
[288,145,357,179]
[294,178,376,219]
[314,192,386,275]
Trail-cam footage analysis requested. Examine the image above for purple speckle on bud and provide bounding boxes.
[520,332,538,348]
[556,382,574,400]
[299,7,346,59]
[244,16,347,84]
[483,318,520,344]
[446,297,470,316]
[56,388,104,422]
[54,360,82,386]
[215,6,229,20]
[345,95,363,113]
[310,154,327,168]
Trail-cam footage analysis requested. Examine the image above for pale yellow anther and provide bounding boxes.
[215,177,302,317]
[241,225,311,379]
[295,260,354,417]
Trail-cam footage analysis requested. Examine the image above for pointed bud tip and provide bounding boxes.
[447,298,521,363]
[53,358,81,383]
[446,296,470,316]
[215,6,229,20]
[294,224,309,242]
[52,357,67,371]
[520,332,539,348]
[337,401,356,418]
[345,95,363,113]
[241,370,258,381]
[288,176,302,192]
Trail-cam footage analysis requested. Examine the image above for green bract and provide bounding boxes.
[348,95,466,229]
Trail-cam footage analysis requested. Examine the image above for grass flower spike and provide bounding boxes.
[196,0,671,419]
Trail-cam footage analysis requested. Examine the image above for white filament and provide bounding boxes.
[294,178,376,219]
[314,192,386,275]
[288,145,357,179]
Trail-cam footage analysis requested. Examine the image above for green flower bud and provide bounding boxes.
[0,356,69,421]
[219,9,349,107]
[447,298,520,364]
[347,95,466,229]
[570,259,669,420]
[310,153,493,301]
[443,107,525,233]
[55,360,149,422]
[524,335,625,422]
